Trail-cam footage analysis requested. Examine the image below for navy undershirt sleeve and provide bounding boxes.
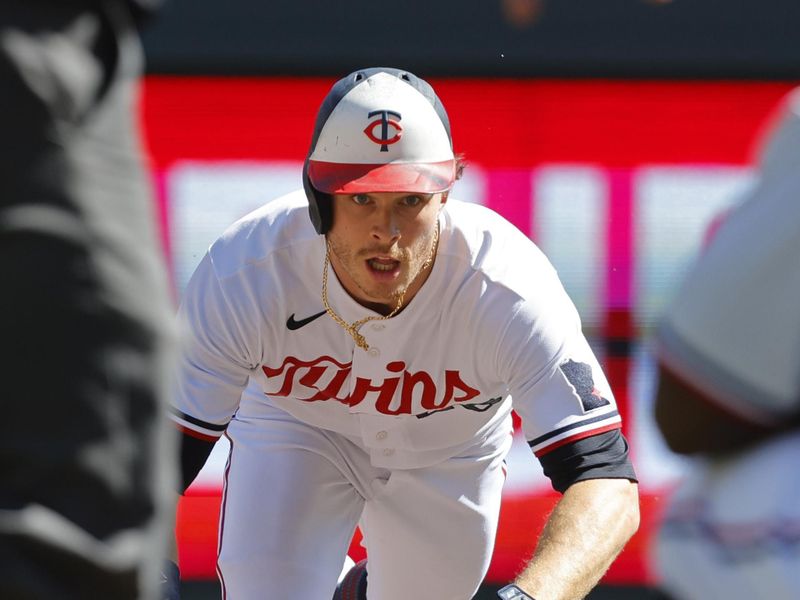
[178,431,217,494]
[534,429,638,494]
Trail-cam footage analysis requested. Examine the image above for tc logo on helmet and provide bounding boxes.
[364,109,403,151]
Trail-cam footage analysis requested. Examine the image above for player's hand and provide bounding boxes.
[160,560,181,600]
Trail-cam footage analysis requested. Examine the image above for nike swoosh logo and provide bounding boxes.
[286,310,327,331]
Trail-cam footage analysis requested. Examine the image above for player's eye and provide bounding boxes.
[352,194,371,205]
[401,195,423,207]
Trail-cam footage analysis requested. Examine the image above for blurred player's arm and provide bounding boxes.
[510,431,639,599]
[653,365,789,456]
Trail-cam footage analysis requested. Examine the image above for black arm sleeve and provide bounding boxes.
[534,429,638,494]
[178,431,217,494]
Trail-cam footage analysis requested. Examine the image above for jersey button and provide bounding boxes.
[382,448,395,457]
[367,347,381,358]
[376,430,388,440]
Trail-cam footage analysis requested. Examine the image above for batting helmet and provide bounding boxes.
[303,67,456,234]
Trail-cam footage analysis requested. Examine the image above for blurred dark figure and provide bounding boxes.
[501,0,546,28]
[0,1,177,598]
[499,0,674,29]
[652,89,800,599]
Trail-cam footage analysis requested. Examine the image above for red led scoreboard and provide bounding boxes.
[141,77,794,586]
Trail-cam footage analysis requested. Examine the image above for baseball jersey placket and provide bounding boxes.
[321,218,448,466]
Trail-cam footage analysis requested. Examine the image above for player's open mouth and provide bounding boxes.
[367,257,401,275]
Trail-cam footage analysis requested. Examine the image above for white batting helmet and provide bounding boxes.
[303,67,456,234]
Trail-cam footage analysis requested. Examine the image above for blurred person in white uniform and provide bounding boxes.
[653,88,800,600]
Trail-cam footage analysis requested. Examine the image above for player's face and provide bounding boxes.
[327,191,446,314]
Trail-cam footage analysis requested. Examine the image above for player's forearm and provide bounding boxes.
[513,478,639,600]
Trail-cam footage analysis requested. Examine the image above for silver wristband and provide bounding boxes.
[497,584,536,599]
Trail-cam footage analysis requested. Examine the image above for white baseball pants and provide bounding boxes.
[216,404,511,599]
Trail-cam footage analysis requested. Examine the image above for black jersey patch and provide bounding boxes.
[560,359,611,412]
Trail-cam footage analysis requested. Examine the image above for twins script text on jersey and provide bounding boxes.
[262,355,480,414]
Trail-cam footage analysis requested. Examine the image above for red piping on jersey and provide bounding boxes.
[216,431,234,600]
[176,423,220,442]
[533,422,621,457]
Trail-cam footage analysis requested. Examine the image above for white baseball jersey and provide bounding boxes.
[654,88,800,599]
[172,193,622,468]
[171,192,633,598]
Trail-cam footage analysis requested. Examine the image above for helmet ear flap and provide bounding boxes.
[303,158,332,234]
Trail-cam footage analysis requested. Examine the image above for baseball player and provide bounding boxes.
[653,88,800,599]
[169,68,639,599]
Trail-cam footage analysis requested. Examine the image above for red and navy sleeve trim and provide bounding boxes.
[169,408,229,442]
[170,408,228,431]
[527,410,621,457]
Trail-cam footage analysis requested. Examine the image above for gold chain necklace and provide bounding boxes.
[321,222,439,351]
